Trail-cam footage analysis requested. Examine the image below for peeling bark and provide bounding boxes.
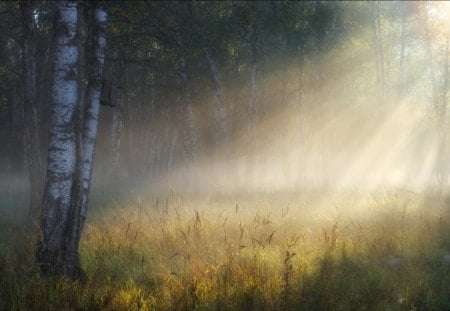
[64,2,108,277]
[36,0,107,278]
[36,0,79,274]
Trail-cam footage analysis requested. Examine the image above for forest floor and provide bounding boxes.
[1,185,450,310]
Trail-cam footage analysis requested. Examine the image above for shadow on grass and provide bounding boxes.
[1,192,450,310]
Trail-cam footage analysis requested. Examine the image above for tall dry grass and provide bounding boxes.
[1,191,450,310]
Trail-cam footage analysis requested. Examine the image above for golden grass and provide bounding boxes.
[1,191,450,310]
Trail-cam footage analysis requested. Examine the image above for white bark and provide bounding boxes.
[37,0,78,273]
[63,2,107,277]
[78,3,108,245]
[37,1,107,277]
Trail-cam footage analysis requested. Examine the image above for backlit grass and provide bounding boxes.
[1,191,450,310]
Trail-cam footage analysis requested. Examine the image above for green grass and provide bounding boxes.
[1,190,450,310]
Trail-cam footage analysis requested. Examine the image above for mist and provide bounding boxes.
[1,1,450,309]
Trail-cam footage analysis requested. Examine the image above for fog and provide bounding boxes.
[1,1,450,214]
[91,57,443,199]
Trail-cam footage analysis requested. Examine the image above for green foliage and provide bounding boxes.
[1,193,450,310]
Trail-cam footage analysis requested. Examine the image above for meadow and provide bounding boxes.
[1,184,450,310]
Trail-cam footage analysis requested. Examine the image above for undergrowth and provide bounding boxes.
[1,191,450,310]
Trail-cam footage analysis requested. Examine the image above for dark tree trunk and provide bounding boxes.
[176,25,198,164]
[205,50,229,151]
[20,0,44,219]
[110,51,124,178]
[248,21,261,142]
[7,87,25,173]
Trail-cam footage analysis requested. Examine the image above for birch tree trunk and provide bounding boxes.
[110,52,124,177]
[20,0,44,218]
[36,0,107,277]
[248,22,261,141]
[177,29,198,163]
[63,1,107,277]
[437,25,450,189]
[205,50,229,151]
[397,2,406,101]
[36,0,79,274]
[371,1,385,115]
[424,9,446,188]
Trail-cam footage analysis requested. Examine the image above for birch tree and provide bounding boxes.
[397,1,407,100]
[36,0,79,274]
[36,0,107,277]
[248,19,262,141]
[64,1,107,277]
[176,26,198,163]
[422,4,449,189]
[205,49,229,150]
[371,1,385,115]
[110,50,124,177]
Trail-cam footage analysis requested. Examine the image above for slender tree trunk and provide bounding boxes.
[6,89,24,173]
[248,22,261,141]
[437,25,450,189]
[20,0,44,218]
[205,50,229,150]
[167,124,178,175]
[397,2,406,101]
[111,52,124,177]
[144,85,156,176]
[124,84,135,177]
[63,1,107,277]
[177,29,198,162]
[36,0,79,274]
[425,39,438,111]
[371,1,385,115]
[296,47,307,187]
[181,60,198,162]
[424,9,445,188]
[111,95,123,175]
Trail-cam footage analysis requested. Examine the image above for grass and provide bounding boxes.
[1,189,450,310]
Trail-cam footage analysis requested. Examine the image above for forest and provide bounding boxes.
[1,1,450,310]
